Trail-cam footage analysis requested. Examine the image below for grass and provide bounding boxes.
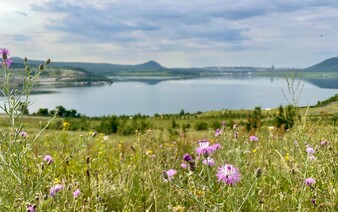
[0,104,337,211]
[0,54,337,210]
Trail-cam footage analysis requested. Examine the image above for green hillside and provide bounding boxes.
[304,56,338,72]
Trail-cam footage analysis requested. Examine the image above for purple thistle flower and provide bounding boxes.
[215,128,223,137]
[163,169,177,182]
[26,204,35,212]
[249,135,259,142]
[306,147,315,155]
[183,153,193,162]
[50,184,63,197]
[43,155,53,164]
[216,164,241,185]
[320,140,327,145]
[5,58,12,68]
[202,157,215,166]
[305,178,316,186]
[73,189,81,198]
[211,143,222,151]
[19,131,27,138]
[0,48,10,59]
[196,140,220,156]
[181,163,188,169]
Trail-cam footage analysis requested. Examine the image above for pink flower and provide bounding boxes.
[181,163,188,169]
[216,164,241,185]
[26,204,35,212]
[0,48,10,59]
[305,178,316,186]
[50,184,63,197]
[215,129,223,137]
[43,155,53,164]
[196,140,221,156]
[163,169,177,182]
[320,140,327,145]
[249,135,259,142]
[306,147,315,155]
[73,189,81,198]
[202,158,215,166]
[19,131,27,138]
[5,58,12,68]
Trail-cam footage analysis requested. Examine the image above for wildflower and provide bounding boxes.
[0,48,10,59]
[311,198,317,206]
[306,147,315,155]
[196,140,221,156]
[183,153,193,162]
[43,155,53,164]
[19,131,27,138]
[73,189,81,198]
[26,204,35,212]
[215,128,223,137]
[305,178,316,186]
[181,163,188,169]
[221,121,225,126]
[50,184,63,197]
[320,140,327,145]
[0,48,12,68]
[163,169,177,182]
[211,143,222,151]
[216,164,241,185]
[6,58,12,67]
[202,157,215,166]
[249,135,259,142]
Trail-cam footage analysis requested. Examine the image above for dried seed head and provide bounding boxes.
[255,168,262,178]
[38,64,44,71]
[46,58,51,65]
[189,160,196,172]
[162,170,168,180]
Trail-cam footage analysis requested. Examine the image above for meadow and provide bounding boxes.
[0,50,337,211]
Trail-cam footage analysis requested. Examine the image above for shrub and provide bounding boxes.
[194,121,208,131]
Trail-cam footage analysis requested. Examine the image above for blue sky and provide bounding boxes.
[1,0,338,68]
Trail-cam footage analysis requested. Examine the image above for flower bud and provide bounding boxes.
[24,57,28,63]
[46,58,51,65]
[39,64,44,71]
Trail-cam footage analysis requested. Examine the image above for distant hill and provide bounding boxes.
[11,57,168,76]
[137,60,166,69]
[304,57,338,72]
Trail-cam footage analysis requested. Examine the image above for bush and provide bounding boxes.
[194,121,208,131]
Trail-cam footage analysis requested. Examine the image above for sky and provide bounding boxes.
[1,0,338,68]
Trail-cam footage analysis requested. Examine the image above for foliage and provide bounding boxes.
[274,105,298,130]
[246,106,262,132]
[194,121,208,131]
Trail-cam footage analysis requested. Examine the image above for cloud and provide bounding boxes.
[14,11,28,17]
[23,0,338,67]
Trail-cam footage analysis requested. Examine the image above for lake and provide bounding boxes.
[23,76,338,116]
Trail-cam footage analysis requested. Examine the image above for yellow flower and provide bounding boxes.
[54,178,60,184]
[172,205,184,212]
[285,153,289,161]
[252,149,257,153]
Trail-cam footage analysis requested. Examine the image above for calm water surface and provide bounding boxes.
[25,77,337,116]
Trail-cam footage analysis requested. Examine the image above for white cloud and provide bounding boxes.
[1,0,337,67]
